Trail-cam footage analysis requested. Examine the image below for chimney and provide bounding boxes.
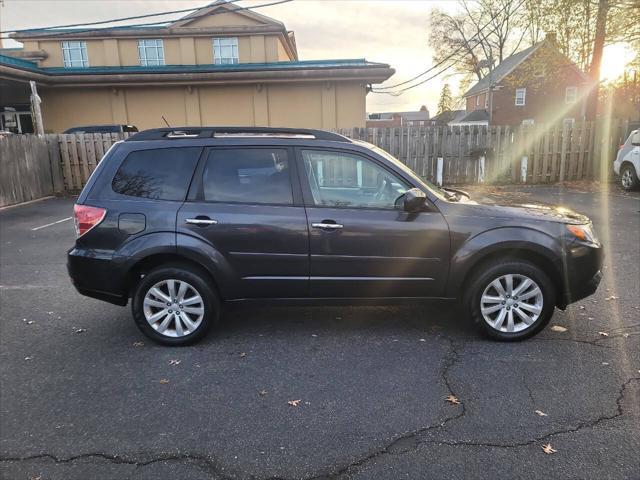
[420,105,427,111]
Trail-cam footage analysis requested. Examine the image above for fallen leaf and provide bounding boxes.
[588,317,594,320]
[535,410,548,417]
[446,394,461,405]
[239,352,247,358]
[25,320,34,325]
[598,331,609,337]
[24,356,33,361]
[311,334,318,338]
[30,476,42,480]
[579,305,586,310]
[542,443,557,454]
[133,341,144,347]
[622,333,629,338]
[602,362,610,366]
[75,328,86,333]
[550,325,568,332]
[419,338,426,342]
[169,359,181,365]
[259,390,268,396]
[159,379,170,384]
[605,296,619,301]
[288,399,301,407]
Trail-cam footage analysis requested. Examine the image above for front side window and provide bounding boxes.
[203,148,292,205]
[302,150,409,209]
[515,88,526,106]
[112,147,201,201]
[62,41,89,67]
[565,86,577,104]
[138,39,165,66]
[213,37,239,64]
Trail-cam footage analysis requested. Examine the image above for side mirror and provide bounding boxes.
[403,188,427,213]
[631,131,640,146]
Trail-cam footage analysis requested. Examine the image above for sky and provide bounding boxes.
[0,0,463,115]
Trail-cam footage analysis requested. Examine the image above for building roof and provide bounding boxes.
[430,109,465,124]
[368,109,429,121]
[458,109,489,123]
[464,43,542,97]
[0,54,394,86]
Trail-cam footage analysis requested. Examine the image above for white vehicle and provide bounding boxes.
[613,130,640,191]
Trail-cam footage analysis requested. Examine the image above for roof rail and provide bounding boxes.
[126,127,351,142]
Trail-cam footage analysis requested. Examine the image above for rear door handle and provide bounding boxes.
[312,222,343,230]
[186,218,218,226]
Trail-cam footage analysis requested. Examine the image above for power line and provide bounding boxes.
[372,0,527,95]
[0,0,293,40]
[0,0,241,35]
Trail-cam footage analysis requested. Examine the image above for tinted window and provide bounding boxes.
[302,150,408,209]
[203,148,293,205]
[112,147,200,200]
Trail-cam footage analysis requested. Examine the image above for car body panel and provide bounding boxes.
[613,129,640,175]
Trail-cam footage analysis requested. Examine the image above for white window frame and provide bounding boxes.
[138,39,165,66]
[522,119,535,125]
[476,96,480,107]
[515,88,526,106]
[213,37,239,65]
[61,41,89,68]
[565,86,577,104]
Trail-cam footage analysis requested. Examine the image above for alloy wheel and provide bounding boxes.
[142,279,204,337]
[621,169,633,189]
[480,274,543,333]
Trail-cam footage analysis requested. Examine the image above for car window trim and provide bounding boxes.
[294,146,416,211]
[186,145,303,207]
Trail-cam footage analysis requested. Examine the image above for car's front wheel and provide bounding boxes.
[132,264,219,346]
[466,260,556,341]
[620,164,639,191]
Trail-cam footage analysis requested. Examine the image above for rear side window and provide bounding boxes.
[112,147,200,201]
[202,148,293,205]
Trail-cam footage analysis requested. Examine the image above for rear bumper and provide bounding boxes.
[558,243,604,308]
[67,247,129,306]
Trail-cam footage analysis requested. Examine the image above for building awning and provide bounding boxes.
[0,55,394,87]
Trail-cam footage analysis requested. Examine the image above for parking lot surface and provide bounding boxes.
[1,185,639,480]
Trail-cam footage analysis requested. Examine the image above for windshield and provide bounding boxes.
[355,140,449,201]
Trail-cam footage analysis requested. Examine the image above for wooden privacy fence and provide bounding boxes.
[0,121,630,206]
[336,121,622,185]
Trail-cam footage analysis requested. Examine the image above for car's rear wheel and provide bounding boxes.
[132,264,219,346]
[466,260,556,341]
[620,164,638,191]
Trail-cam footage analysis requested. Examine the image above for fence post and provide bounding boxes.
[520,156,528,183]
[436,157,444,186]
[478,156,485,183]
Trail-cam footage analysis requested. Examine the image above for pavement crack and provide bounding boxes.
[0,451,233,479]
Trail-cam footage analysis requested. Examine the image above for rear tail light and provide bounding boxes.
[74,204,107,238]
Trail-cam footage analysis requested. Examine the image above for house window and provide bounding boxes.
[61,41,89,67]
[484,94,489,109]
[563,118,575,128]
[565,86,577,104]
[138,39,165,66]
[213,37,239,64]
[476,96,480,107]
[515,88,526,106]
[522,119,535,125]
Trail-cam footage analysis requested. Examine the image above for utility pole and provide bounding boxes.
[30,81,45,136]
[586,0,609,120]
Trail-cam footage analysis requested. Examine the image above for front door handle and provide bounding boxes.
[186,217,218,226]
[312,222,343,230]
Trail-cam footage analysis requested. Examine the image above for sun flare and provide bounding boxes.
[600,43,636,83]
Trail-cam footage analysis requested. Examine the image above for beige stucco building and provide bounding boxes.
[0,1,394,133]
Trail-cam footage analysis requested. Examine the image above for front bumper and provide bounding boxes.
[67,247,129,306]
[558,242,604,308]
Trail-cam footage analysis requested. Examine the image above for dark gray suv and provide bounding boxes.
[67,127,603,345]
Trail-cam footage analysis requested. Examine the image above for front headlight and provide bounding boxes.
[566,223,598,244]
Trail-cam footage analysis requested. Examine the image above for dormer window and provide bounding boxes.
[138,39,165,66]
[213,37,239,64]
[62,41,89,68]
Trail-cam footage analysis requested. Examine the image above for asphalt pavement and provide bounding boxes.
[1,184,639,480]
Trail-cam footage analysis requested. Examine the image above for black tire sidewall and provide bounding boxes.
[132,265,218,346]
[621,164,639,191]
[467,261,556,341]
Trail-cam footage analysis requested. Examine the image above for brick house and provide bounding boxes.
[366,105,429,128]
[463,35,589,126]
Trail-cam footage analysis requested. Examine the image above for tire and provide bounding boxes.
[132,264,219,346]
[465,260,556,341]
[620,164,639,191]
